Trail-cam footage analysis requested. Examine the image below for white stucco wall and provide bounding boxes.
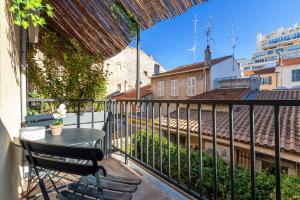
[276,65,300,89]
[0,0,22,199]
[104,47,165,96]
[210,57,242,89]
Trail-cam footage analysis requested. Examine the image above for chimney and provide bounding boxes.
[204,45,212,68]
[277,53,282,66]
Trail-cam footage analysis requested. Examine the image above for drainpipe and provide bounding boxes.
[20,27,27,126]
[136,26,140,100]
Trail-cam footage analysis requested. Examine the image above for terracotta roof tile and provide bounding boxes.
[244,67,275,76]
[281,57,300,66]
[113,85,152,100]
[152,55,232,77]
[157,90,300,153]
[190,88,249,100]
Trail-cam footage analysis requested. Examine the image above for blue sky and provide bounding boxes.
[130,0,300,70]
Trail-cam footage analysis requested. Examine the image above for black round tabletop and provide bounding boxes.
[14,128,105,147]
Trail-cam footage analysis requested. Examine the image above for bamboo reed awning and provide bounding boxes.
[47,0,208,58]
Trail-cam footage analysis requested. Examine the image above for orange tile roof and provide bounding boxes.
[152,55,232,78]
[244,67,275,76]
[113,85,152,100]
[157,90,300,153]
[281,57,300,66]
[190,88,249,100]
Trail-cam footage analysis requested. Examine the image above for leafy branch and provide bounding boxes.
[9,0,54,29]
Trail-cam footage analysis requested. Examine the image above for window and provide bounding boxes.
[116,62,122,70]
[267,50,273,55]
[288,44,300,51]
[171,79,178,96]
[260,76,272,85]
[158,81,164,96]
[292,69,300,82]
[187,77,196,96]
[144,71,148,77]
[243,67,251,71]
[276,48,284,53]
[154,64,160,75]
[117,84,122,91]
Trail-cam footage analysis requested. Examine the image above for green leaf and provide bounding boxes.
[21,20,29,28]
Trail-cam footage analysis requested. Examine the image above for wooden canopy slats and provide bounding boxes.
[46,0,208,58]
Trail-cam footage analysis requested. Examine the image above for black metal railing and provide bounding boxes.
[111,99,300,200]
[27,98,300,200]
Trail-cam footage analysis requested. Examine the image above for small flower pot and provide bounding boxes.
[50,124,64,136]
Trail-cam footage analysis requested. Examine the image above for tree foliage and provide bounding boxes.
[27,29,108,100]
[131,129,300,200]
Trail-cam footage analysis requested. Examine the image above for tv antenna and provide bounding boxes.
[230,22,239,70]
[188,14,198,62]
[206,17,213,47]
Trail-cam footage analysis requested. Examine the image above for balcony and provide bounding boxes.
[24,98,300,200]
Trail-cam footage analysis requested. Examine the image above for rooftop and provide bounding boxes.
[113,85,152,100]
[189,88,249,100]
[151,55,232,78]
[158,90,300,154]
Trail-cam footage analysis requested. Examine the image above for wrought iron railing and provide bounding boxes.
[27,98,300,200]
[110,99,300,200]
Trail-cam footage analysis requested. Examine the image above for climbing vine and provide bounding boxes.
[111,0,139,38]
[9,0,53,29]
[27,29,108,101]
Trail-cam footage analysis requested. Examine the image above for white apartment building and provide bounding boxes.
[240,23,300,73]
[104,47,165,97]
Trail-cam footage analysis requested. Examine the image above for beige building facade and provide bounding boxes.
[104,47,165,97]
[0,0,23,199]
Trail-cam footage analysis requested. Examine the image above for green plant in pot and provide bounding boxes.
[50,104,66,135]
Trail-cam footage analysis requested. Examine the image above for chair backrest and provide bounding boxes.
[25,114,55,128]
[20,139,105,176]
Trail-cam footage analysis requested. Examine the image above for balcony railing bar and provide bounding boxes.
[146,102,149,166]
[110,99,300,106]
[130,102,133,157]
[152,103,155,169]
[274,105,281,200]
[120,102,123,151]
[159,102,163,173]
[187,103,191,189]
[125,101,129,165]
[198,104,203,196]
[229,104,236,200]
[212,104,218,200]
[135,103,138,159]
[176,103,180,184]
[140,102,143,162]
[167,103,171,178]
[250,105,256,200]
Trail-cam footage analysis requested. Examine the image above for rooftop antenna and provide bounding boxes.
[206,17,213,48]
[230,21,239,70]
[188,14,198,62]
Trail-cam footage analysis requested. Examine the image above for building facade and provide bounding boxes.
[277,57,300,89]
[240,23,300,73]
[104,47,165,97]
[151,55,241,101]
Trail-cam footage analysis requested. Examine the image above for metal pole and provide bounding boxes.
[20,27,27,125]
[136,26,140,100]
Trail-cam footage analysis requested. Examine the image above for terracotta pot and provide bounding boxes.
[50,124,64,136]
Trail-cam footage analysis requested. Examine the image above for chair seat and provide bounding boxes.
[80,175,138,192]
[68,183,132,200]
[56,190,91,200]
[101,174,141,185]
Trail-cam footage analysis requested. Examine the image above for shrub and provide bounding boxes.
[130,129,300,200]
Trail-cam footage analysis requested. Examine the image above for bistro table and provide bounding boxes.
[14,128,106,147]
[13,128,107,198]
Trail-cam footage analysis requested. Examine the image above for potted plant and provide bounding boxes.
[50,104,67,135]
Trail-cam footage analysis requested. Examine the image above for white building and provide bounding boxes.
[240,23,300,73]
[276,57,300,89]
[104,47,165,97]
